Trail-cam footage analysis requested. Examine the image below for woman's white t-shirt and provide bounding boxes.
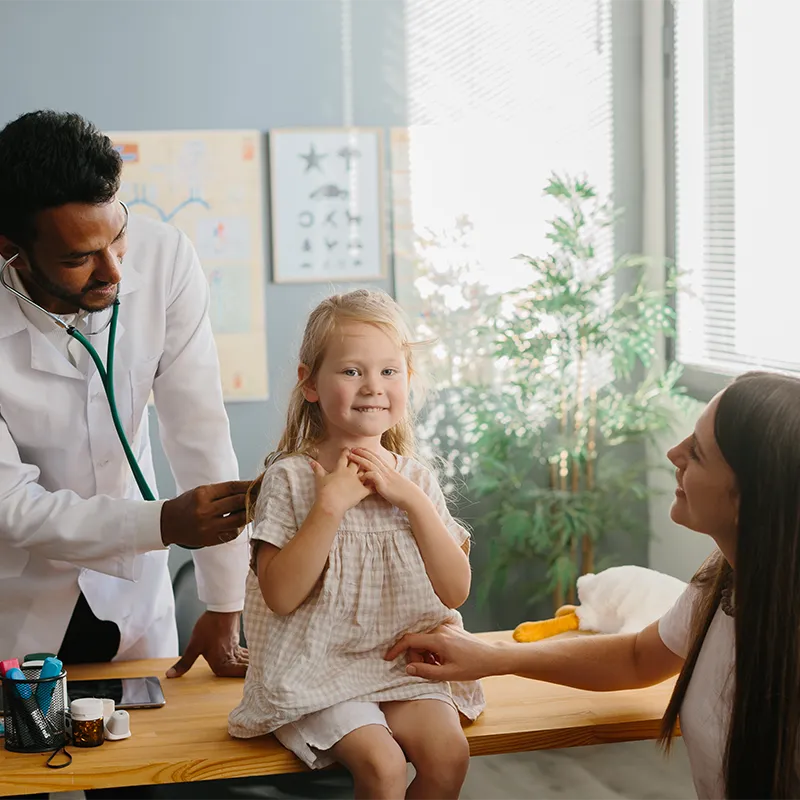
[658,585,735,800]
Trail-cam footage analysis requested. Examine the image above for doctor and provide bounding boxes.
[0,111,352,800]
[0,110,250,679]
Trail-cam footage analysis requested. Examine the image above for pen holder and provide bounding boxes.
[1,667,68,753]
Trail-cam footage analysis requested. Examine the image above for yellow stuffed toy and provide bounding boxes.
[513,565,687,642]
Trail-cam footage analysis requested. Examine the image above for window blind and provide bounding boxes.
[675,0,800,377]
[394,0,614,325]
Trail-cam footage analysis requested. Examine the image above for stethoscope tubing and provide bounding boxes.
[0,255,200,550]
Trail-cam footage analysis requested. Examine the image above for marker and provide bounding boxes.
[5,667,32,700]
[36,657,63,714]
[22,653,68,714]
[22,653,56,667]
[0,658,20,677]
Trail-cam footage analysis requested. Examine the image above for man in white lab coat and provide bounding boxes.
[0,110,357,800]
[0,110,250,682]
[0,112,351,800]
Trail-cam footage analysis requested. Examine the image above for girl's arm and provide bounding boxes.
[348,449,471,608]
[257,499,344,616]
[256,451,372,615]
[404,491,472,608]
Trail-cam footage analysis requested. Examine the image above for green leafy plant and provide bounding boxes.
[453,175,689,610]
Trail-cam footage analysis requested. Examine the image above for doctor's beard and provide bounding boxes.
[27,257,120,313]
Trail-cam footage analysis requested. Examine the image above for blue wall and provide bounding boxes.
[0,0,406,490]
[1,0,649,633]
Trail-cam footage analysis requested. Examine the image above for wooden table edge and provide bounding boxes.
[0,631,677,796]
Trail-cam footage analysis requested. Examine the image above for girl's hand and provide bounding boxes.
[347,448,424,511]
[309,449,372,516]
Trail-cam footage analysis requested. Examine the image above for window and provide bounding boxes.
[674,0,800,393]
[393,0,614,386]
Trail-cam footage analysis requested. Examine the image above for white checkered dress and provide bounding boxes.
[228,454,485,737]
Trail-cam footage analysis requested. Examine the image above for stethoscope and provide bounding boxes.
[0,216,156,505]
[0,207,209,550]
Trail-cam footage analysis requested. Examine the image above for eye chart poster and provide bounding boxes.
[269,128,386,283]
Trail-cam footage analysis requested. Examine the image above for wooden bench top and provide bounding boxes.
[0,631,675,796]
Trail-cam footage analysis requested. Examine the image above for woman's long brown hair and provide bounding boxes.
[659,371,800,799]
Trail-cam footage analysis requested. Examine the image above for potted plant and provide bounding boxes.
[450,175,688,610]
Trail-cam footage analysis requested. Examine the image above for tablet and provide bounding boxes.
[66,676,166,709]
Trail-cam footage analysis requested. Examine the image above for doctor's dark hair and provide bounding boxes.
[245,289,427,521]
[0,110,122,245]
[659,371,800,800]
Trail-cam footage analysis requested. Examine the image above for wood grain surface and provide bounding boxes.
[0,631,675,796]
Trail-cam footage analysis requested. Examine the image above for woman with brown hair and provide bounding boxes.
[386,371,800,799]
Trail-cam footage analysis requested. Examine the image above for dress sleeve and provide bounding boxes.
[658,582,702,658]
[416,463,471,549]
[250,462,297,551]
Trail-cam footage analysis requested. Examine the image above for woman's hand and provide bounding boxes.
[347,448,424,511]
[385,624,505,682]
[310,449,372,515]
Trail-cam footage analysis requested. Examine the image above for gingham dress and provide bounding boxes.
[228,454,485,738]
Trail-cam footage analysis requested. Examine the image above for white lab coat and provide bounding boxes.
[0,214,248,661]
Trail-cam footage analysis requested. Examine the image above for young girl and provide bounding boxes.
[228,289,485,800]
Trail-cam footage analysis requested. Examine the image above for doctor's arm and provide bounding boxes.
[0,417,165,574]
[150,231,250,677]
[0,419,248,576]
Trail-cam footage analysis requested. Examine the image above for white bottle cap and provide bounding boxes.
[70,697,104,721]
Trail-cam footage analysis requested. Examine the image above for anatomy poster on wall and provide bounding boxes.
[269,128,386,283]
[107,129,269,401]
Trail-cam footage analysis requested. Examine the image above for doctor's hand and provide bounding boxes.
[160,480,250,548]
[166,611,248,679]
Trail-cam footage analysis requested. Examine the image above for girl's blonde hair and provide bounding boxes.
[247,289,424,517]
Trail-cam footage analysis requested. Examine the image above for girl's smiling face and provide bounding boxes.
[300,321,409,445]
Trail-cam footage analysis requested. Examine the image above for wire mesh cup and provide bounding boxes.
[2,667,68,753]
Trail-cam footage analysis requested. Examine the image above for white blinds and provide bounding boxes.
[675,0,800,376]
[395,0,614,321]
